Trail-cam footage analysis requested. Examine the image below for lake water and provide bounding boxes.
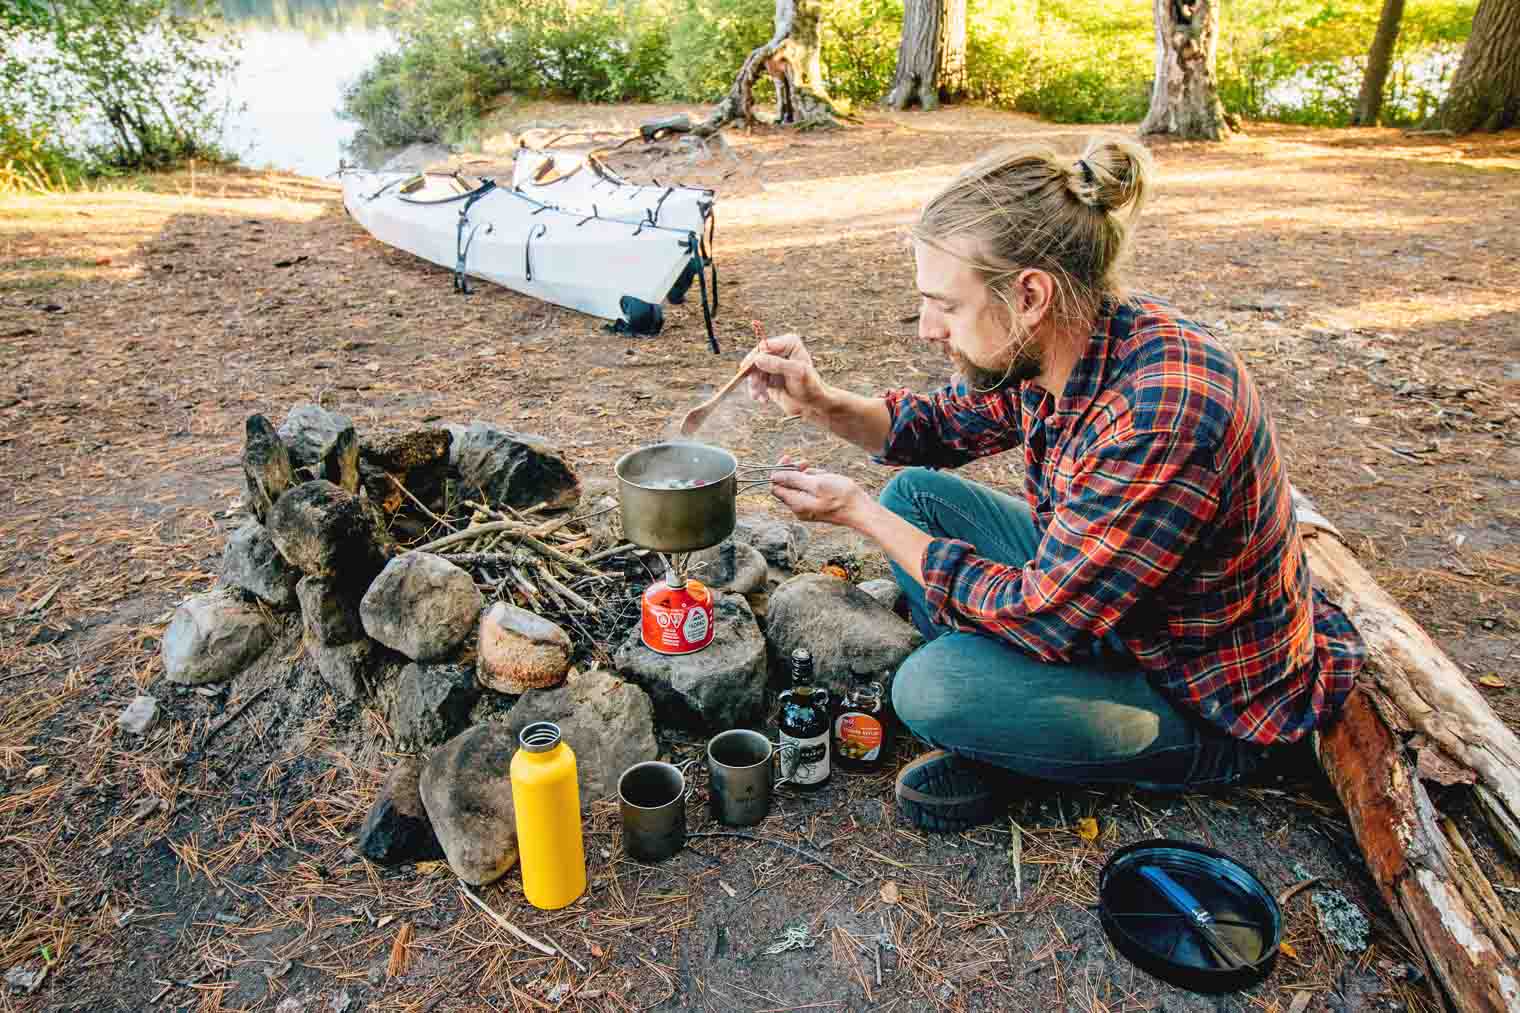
[219,0,391,178]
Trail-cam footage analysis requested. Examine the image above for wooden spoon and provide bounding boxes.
[679,361,756,437]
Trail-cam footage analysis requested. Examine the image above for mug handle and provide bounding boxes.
[773,742,801,787]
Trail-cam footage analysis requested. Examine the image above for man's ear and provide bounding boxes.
[1016,269,1057,327]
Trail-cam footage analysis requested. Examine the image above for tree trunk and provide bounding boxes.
[1352,0,1406,126]
[1427,0,1520,132]
[884,0,967,110]
[1294,491,1520,1013]
[1140,0,1232,140]
[644,0,839,139]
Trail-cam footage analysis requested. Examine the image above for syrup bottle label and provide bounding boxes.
[779,730,830,785]
[835,712,884,762]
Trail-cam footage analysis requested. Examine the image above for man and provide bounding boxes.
[748,135,1365,832]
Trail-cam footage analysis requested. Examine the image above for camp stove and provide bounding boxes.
[640,562,715,656]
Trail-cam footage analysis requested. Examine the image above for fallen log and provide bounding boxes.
[1296,491,1520,1013]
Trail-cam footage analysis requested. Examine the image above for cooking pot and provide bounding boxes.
[615,442,783,553]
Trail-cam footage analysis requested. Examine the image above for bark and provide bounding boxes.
[1295,491,1520,1013]
[642,0,839,139]
[884,0,967,111]
[1140,0,1232,140]
[1427,0,1520,132]
[1352,0,1406,126]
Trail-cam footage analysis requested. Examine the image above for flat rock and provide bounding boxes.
[115,695,158,735]
[451,422,581,511]
[278,404,356,469]
[267,480,387,585]
[501,666,658,802]
[765,573,921,684]
[222,521,299,609]
[419,722,520,885]
[688,540,768,595]
[613,594,767,731]
[356,756,444,865]
[857,578,902,611]
[477,602,572,694]
[242,414,294,523]
[735,516,808,569]
[296,575,364,647]
[361,553,482,661]
[162,590,274,686]
[392,661,480,751]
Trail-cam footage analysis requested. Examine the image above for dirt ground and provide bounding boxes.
[1,102,1517,1013]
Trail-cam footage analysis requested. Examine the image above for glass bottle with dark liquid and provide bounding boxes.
[777,648,831,790]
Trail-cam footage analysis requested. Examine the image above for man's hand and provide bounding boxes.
[769,463,870,528]
[745,334,831,421]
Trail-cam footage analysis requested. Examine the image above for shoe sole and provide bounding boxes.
[895,751,998,833]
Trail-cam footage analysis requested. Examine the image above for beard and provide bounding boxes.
[948,338,1042,393]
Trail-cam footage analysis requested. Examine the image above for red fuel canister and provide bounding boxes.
[641,575,715,655]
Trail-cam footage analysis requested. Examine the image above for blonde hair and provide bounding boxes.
[913,134,1153,333]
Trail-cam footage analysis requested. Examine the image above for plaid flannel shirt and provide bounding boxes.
[876,295,1364,745]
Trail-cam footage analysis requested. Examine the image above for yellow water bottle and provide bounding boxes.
[510,721,587,910]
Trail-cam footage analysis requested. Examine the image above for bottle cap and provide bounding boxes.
[519,721,562,753]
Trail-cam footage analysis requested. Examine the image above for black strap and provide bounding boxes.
[524,223,547,282]
[651,186,675,225]
[452,180,499,294]
[402,177,497,206]
[686,231,718,354]
[702,211,718,318]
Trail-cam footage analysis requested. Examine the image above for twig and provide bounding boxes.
[537,567,594,611]
[540,932,589,973]
[458,885,556,956]
[387,472,457,532]
[584,542,636,564]
[1277,876,1323,908]
[686,832,862,885]
[414,521,524,554]
[197,684,272,752]
[519,531,607,577]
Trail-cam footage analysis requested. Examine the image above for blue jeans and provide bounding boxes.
[881,468,1265,792]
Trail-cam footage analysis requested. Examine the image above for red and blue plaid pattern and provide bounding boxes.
[877,295,1364,745]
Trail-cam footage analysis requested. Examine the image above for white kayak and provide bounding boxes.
[341,170,718,349]
[512,148,714,239]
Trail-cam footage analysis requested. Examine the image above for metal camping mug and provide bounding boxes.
[618,761,686,862]
[706,729,800,827]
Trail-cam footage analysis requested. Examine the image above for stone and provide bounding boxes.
[451,421,581,511]
[735,516,808,569]
[115,695,158,735]
[356,756,444,865]
[316,425,360,494]
[857,578,902,611]
[501,666,658,802]
[392,661,480,751]
[764,573,921,684]
[221,521,299,609]
[359,427,452,515]
[266,480,387,585]
[688,540,768,595]
[296,576,364,647]
[476,602,572,694]
[278,403,355,470]
[419,722,521,885]
[161,589,274,686]
[242,414,294,523]
[613,594,767,731]
[311,638,391,701]
[275,999,305,1013]
[5,965,46,994]
[330,990,353,1013]
[361,553,483,661]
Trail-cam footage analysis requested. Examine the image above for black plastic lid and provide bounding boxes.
[1097,839,1281,993]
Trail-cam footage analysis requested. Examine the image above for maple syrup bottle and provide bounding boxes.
[778,648,831,790]
[832,680,893,773]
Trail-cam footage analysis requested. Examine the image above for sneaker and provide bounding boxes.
[894,749,1003,833]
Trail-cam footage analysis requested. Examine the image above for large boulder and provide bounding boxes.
[161,589,274,685]
[359,427,452,516]
[688,539,768,595]
[476,602,572,694]
[266,480,387,585]
[221,521,299,610]
[392,661,480,752]
[357,756,444,866]
[734,516,809,570]
[295,576,364,648]
[278,404,355,470]
[451,422,581,511]
[613,594,767,731]
[764,574,921,685]
[242,414,294,523]
[501,666,658,803]
[360,553,482,662]
[419,723,520,885]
